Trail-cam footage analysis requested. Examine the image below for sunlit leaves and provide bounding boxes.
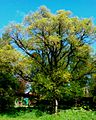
[0,44,21,73]
[76,45,91,57]
[5,6,96,106]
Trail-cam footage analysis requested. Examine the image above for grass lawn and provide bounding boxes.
[0,108,96,120]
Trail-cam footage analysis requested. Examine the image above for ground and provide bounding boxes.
[0,108,96,120]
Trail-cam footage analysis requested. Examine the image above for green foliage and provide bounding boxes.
[0,36,22,112]
[90,73,96,101]
[0,72,18,112]
[5,6,96,113]
[0,109,96,120]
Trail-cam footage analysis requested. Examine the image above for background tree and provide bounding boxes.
[5,6,96,113]
[0,35,25,112]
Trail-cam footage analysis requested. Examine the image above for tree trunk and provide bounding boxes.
[55,99,58,114]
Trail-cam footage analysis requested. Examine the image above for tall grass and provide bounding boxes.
[0,108,96,120]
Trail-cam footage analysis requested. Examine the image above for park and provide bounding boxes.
[0,1,96,120]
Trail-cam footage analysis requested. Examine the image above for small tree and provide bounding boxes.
[6,6,96,113]
[0,37,21,112]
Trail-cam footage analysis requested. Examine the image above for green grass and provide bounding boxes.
[0,108,96,120]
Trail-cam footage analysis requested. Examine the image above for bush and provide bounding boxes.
[0,72,18,112]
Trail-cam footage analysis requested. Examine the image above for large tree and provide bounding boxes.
[5,6,96,113]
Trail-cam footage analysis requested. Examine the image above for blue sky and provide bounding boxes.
[0,0,96,50]
[0,0,96,29]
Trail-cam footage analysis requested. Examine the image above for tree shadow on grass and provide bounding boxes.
[0,107,44,118]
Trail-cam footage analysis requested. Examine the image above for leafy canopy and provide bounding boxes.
[5,6,96,103]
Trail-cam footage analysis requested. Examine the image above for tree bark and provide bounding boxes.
[55,99,58,114]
